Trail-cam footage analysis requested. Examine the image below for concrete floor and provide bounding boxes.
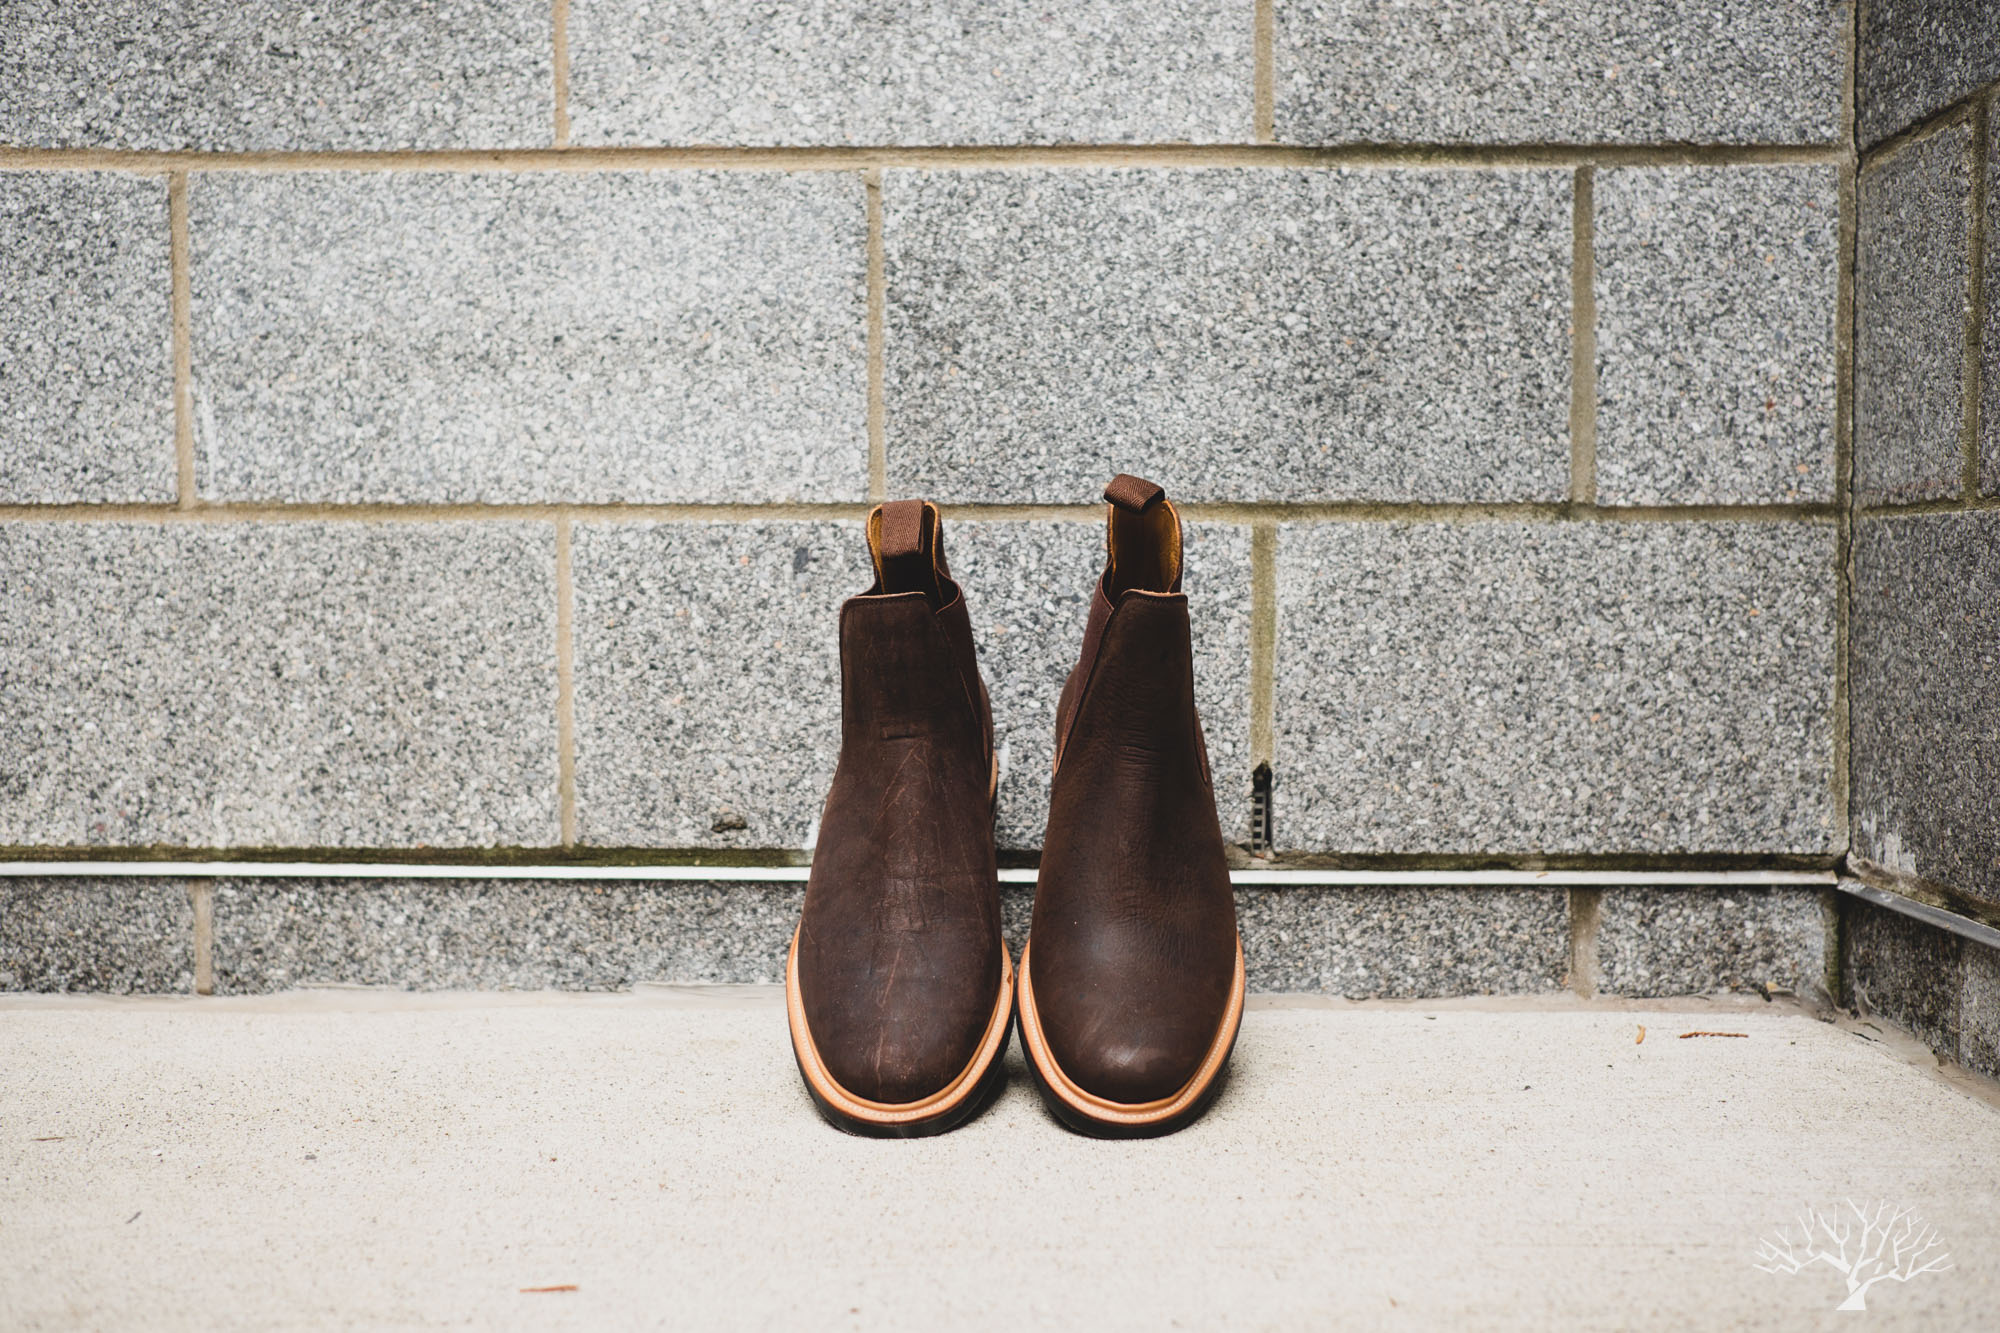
[2,990,1996,1331]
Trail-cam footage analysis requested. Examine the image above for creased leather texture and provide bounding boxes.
[1040,500,1240,1096]
[1030,494,1238,1106]
[795,539,1002,1105]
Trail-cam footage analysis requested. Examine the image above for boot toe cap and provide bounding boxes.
[1046,1029,1207,1105]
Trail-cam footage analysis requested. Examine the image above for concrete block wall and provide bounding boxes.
[1844,0,2000,1079]
[0,2,1875,998]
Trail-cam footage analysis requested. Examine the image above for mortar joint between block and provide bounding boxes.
[552,0,572,148]
[1252,0,1275,143]
[1248,521,1277,771]
[168,171,194,510]
[1567,886,1603,999]
[865,169,887,503]
[1568,165,1597,508]
[188,880,213,995]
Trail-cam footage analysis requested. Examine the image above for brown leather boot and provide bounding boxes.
[786,499,1013,1136]
[1018,475,1245,1137]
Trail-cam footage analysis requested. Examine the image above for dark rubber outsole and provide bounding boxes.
[1018,1012,1241,1140]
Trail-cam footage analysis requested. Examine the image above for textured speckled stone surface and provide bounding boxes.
[210,880,802,993]
[1594,166,1838,506]
[1274,0,1846,146]
[190,172,867,504]
[568,0,1249,146]
[0,0,551,150]
[0,172,172,503]
[883,168,1571,503]
[571,522,867,849]
[1987,113,1999,498]
[950,519,1254,850]
[1856,124,1972,505]
[0,522,559,848]
[1235,888,1568,997]
[1838,894,2000,1080]
[1274,521,1836,855]
[1851,512,2000,903]
[1858,0,2000,146]
[0,880,194,993]
[1595,889,1829,999]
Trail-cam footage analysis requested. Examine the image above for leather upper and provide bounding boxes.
[1029,477,1240,1104]
[795,502,1003,1105]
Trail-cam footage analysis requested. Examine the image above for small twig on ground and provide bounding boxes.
[520,1285,578,1294]
[1679,1031,1749,1039]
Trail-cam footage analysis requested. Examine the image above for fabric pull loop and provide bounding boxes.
[1103,474,1165,513]
[877,498,928,560]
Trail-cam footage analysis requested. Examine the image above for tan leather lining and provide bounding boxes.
[867,500,946,604]
[1016,936,1244,1126]
[786,930,1014,1126]
[1106,496,1182,599]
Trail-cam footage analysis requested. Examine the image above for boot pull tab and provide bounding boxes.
[1103,474,1165,513]
[869,499,946,605]
[877,498,927,561]
[1103,475,1182,597]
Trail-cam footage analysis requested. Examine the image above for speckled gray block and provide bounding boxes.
[1595,889,1829,999]
[210,879,802,993]
[1851,512,2000,902]
[951,519,1253,850]
[0,522,559,848]
[884,168,1571,503]
[568,0,1249,146]
[1986,113,1999,498]
[1840,893,2000,1081]
[1235,888,1568,997]
[1856,124,1972,505]
[1274,521,1836,855]
[0,0,551,150]
[190,172,867,504]
[1594,167,1838,506]
[0,880,193,993]
[0,172,172,503]
[1274,0,1846,146]
[1858,0,2000,146]
[572,522,868,849]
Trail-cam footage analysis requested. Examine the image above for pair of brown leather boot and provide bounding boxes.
[785,476,1243,1138]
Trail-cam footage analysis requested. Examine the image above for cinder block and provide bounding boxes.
[0,521,559,848]
[210,879,802,992]
[0,880,195,993]
[190,172,867,504]
[950,519,1253,850]
[1841,895,1965,1061]
[1274,520,1836,855]
[568,0,1249,146]
[1235,887,1568,996]
[884,167,1572,503]
[1595,888,1828,998]
[0,0,551,149]
[1986,114,1999,497]
[1851,512,2000,903]
[1594,166,1838,506]
[1858,0,2000,146]
[1960,939,2000,1082]
[1856,124,1972,505]
[571,522,868,849]
[1274,0,1845,146]
[0,172,172,502]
